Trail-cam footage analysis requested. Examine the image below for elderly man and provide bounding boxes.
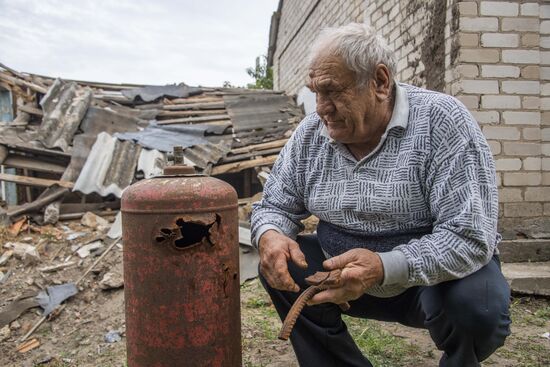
[251,23,511,367]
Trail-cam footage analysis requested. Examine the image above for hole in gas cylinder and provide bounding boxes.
[172,219,212,249]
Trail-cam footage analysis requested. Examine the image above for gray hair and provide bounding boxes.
[308,23,397,88]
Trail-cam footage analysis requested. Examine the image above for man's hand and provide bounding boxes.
[259,230,308,292]
[308,248,384,305]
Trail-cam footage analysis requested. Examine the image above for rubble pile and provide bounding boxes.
[0,63,303,225]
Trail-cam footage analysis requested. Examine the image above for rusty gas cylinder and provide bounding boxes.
[122,163,241,367]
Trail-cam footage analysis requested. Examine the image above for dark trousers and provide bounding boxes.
[260,234,511,367]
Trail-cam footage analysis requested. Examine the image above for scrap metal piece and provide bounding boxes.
[278,270,350,341]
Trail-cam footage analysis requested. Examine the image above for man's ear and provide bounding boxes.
[373,64,392,101]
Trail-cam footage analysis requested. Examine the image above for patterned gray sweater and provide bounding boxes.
[251,83,500,297]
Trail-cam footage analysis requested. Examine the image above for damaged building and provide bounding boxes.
[0,63,304,225]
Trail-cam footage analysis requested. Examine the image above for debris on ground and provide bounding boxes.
[104,330,122,344]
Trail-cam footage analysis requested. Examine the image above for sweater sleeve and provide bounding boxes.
[380,101,500,287]
[250,123,312,248]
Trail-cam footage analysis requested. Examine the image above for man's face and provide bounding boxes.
[307,55,379,145]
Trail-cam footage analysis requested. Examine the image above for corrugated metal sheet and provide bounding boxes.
[38,79,92,152]
[115,120,229,152]
[73,132,141,197]
[122,83,203,102]
[137,149,165,178]
[62,106,143,181]
[224,93,301,132]
[182,140,232,170]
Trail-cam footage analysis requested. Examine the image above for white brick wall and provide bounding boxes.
[480,1,518,17]
[481,33,519,47]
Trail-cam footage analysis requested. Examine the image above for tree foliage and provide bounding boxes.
[246,55,273,90]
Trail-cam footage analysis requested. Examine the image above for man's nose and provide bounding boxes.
[316,96,335,117]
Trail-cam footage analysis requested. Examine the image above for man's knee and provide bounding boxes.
[438,268,511,359]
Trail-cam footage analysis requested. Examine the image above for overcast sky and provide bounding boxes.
[0,0,279,87]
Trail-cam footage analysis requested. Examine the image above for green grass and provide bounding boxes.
[344,316,424,367]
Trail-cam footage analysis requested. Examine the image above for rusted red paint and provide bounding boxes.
[122,173,241,366]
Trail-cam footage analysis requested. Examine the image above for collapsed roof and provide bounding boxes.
[0,63,303,223]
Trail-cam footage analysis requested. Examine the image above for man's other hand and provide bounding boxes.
[308,248,384,305]
[258,230,308,292]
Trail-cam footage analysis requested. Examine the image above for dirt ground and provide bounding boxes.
[0,221,549,367]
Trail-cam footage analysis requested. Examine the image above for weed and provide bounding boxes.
[344,316,423,367]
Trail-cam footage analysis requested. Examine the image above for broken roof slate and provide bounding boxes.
[121,83,203,102]
[223,93,301,132]
[37,80,92,152]
[73,132,142,198]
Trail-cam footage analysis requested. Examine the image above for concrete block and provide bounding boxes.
[459,32,479,47]
[481,65,520,78]
[521,33,540,47]
[503,111,541,125]
[460,80,499,94]
[523,127,541,140]
[483,126,520,140]
[499,240,550,262]
[460,17,498,32]
[501,262,550,296]
[481,33,519,48]
[503,202,543,217]
[488,140,501,155]
[502,50,539,64]
[459,49,500,63]
[495,158,522,170]
[525,187,550,202]
[499,217,550,240]
[502,18,540,32]
[520,3,539,17]
[459,2,478,16]
[523,157,542,171]
[472,110,500,124]
[480,1,518,16]
[522,97,540,110]
[502,81,540,95]
[503,172,541,186]
[482,95,521,109]
[498,188,523,202]
[503,142,541,156]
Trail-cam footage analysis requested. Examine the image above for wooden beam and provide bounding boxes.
[17,104,43,116]
[0,173,73,189]
[167,97,222,105]
[0,72,47,94]
[3,156,66,175]
[157,114,231,125]
[0,145,7,165]
[157,109,226,118]
[212,155,278,175]
[163,101,225,111]
[7,186,69,219]
[221,147,282,164]
[230,139,289,155]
